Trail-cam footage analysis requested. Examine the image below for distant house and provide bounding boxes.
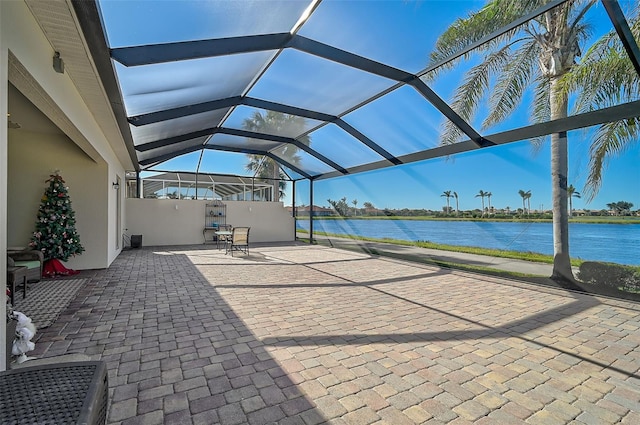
[286,205,336,217]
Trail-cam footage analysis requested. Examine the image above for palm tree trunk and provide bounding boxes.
[550,77,573,282]
[569,196,573,217]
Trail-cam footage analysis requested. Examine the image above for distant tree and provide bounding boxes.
[526,191,532,215]
[327,197,350,216]
[441,191,453,216]
[363,201,374,216]
[518,189,531,216]
[486,192,493,216]
[352,199,358,216]
[568,184,581,216]
[453,191,459,216]
[608,201,634,215]
[475,190,488,217]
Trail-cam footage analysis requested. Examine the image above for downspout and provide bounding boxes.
[136,171,141,198]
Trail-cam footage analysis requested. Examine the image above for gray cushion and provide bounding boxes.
[7,256,15,267]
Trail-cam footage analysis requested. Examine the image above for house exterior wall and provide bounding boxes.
[1,0,127,271]
[125,199,295,246]
[0,0,9,371]
[7,130,109,270]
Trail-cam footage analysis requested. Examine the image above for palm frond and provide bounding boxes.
[583,117,640,201]
[428,0,545,74]
[529,75,551,150]
[563,49,639,113]
[439,48,511,145]
[484,40,540,128]
[532,75,551,124]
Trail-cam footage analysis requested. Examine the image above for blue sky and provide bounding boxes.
[99,0,639,212]
[293,136,640,212]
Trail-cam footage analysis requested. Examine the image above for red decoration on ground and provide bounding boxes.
[43,259,80,278]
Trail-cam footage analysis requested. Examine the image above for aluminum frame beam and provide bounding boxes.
[602,0,640,76]
[203,144,312,179]
[118,34,485,149]
[130,96,398,166]
[218,128,349,174]
[316,99,640,181]
[111,33,292,66]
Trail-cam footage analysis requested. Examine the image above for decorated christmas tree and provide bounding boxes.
[29,172,84,276]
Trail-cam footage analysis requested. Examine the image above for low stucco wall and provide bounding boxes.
[125,199,295,246]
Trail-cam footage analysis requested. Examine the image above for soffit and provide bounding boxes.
[23,0,134,169]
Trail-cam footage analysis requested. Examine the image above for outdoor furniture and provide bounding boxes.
[215,224,233,250]
[7,266,28,305]
[0,360,108,425]
[227,227,250,256]
[7,249,43,283]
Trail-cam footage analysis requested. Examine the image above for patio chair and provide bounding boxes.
[216,224,232,249]
[227,227,250,256]
[7,249,43,283]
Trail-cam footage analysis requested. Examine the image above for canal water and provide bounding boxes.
[296,219,640,266]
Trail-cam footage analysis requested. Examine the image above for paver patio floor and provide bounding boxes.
[31,244,640,424]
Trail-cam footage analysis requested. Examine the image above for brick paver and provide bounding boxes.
[29,243,640,424]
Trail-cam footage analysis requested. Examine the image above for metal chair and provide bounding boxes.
[227,227,250,256]
[216,224,232,250]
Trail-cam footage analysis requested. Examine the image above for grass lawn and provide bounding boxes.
[297,230,581,267]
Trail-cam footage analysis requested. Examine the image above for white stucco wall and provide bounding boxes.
[0,0,8,371]
[1,0,128,272]
[125,199,295,246]
[7,130,109,269]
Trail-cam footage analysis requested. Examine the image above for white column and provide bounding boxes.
[0,0,9,371]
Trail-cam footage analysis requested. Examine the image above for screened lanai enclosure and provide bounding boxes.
[76,0,639,184]
[127,171,277,201]
[73,0,639,277]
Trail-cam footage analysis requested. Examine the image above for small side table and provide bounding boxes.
[7,266,28,306]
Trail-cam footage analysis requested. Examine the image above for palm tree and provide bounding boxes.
[243,111,310,201]
[441,191,452,215]
[430,1,596,281]
[486,192,493,216]
[526,191,532,216]
[475,190,488,217]
[352,199,358,216]
[518,189,530,216]
[558,4,640,201]
[453,191,459,216]
[363,201,375,216]
[567,184,581,216]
